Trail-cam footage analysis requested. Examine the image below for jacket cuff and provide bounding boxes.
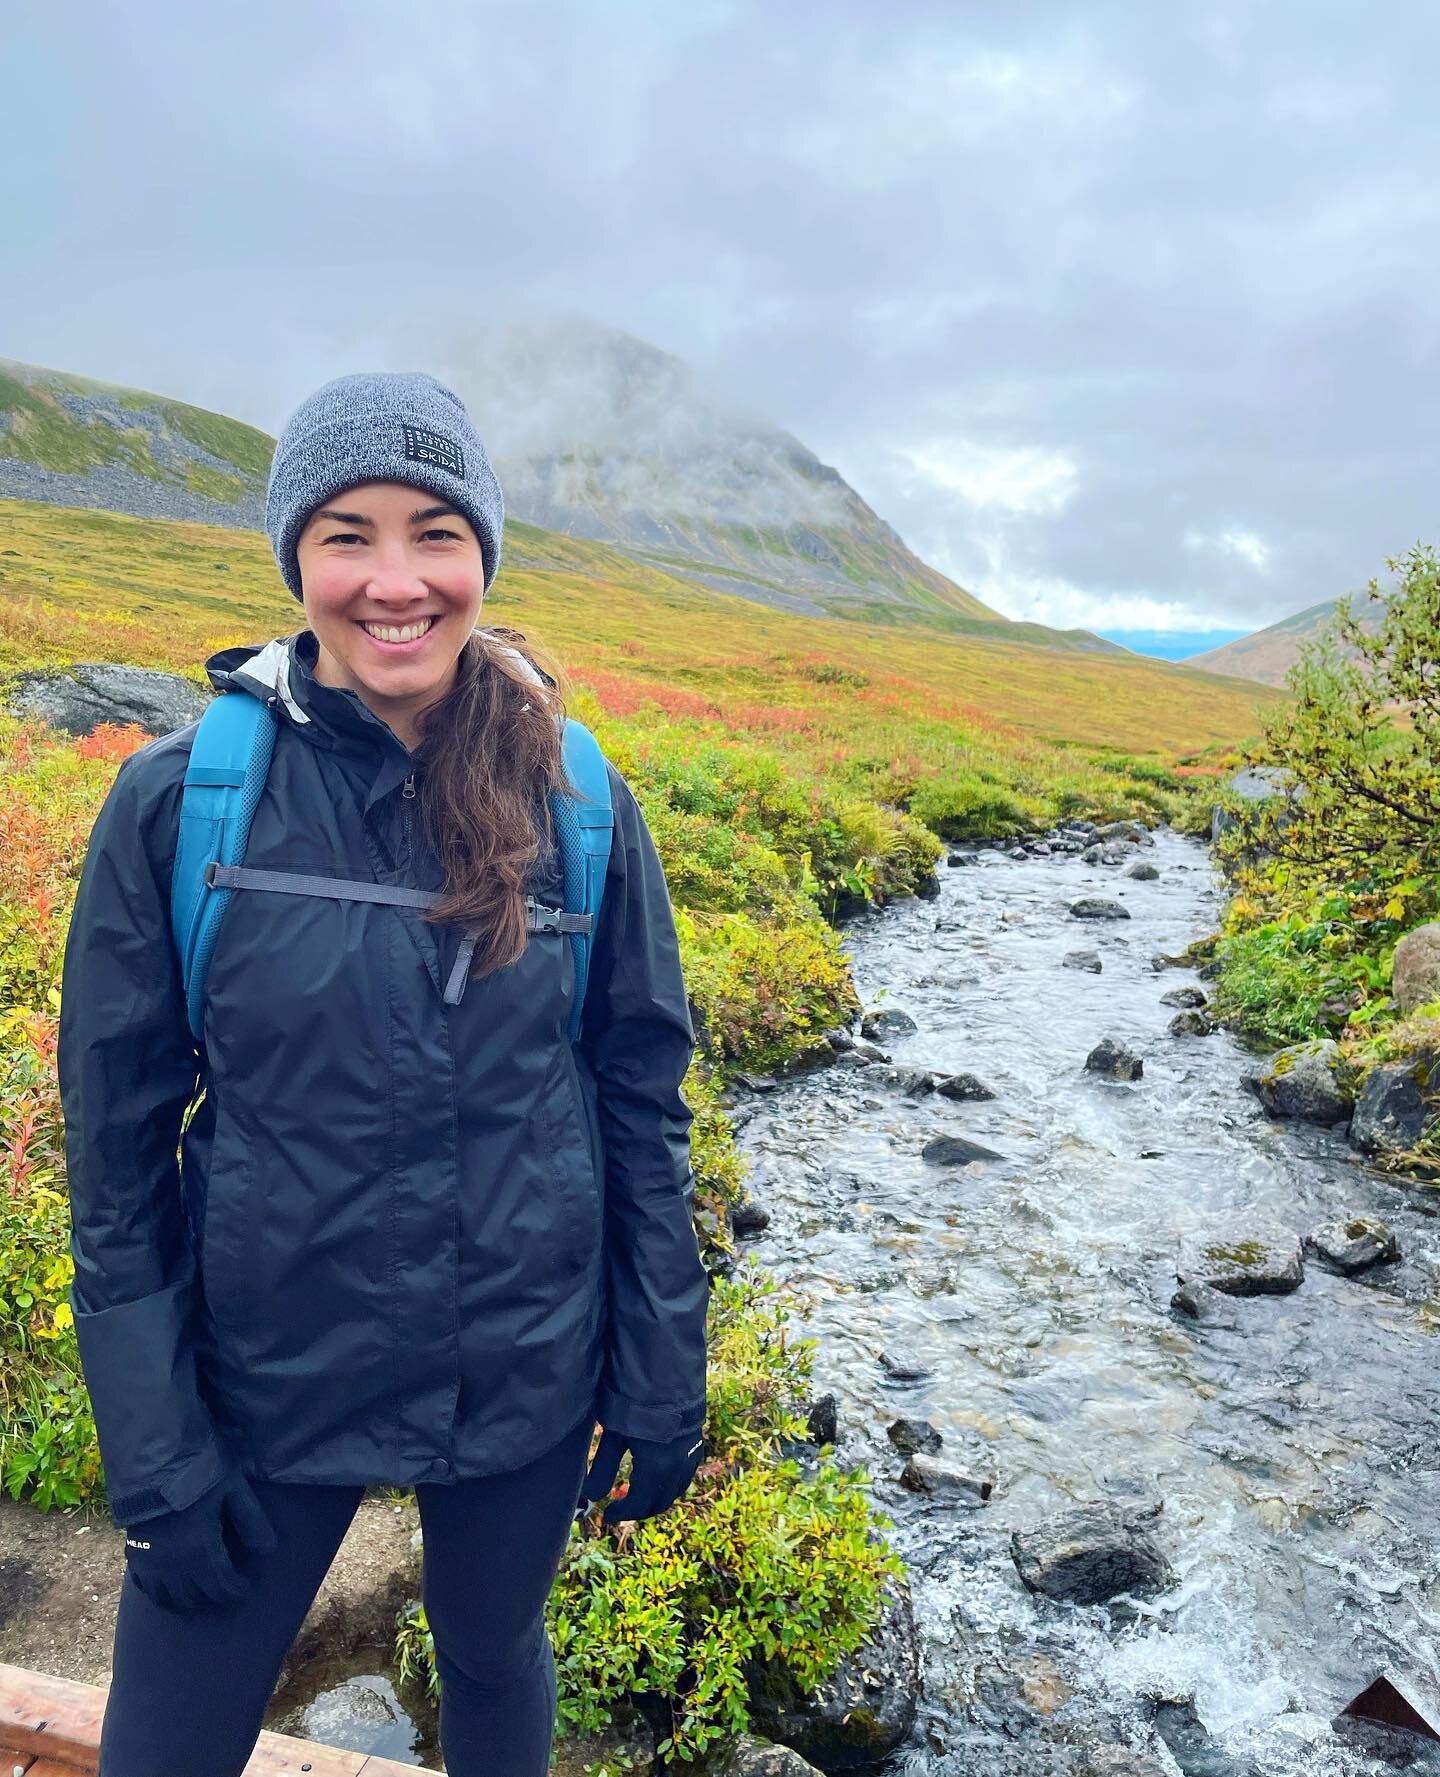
[71,1276,230,1524]
[596,1384,706,1445]
[106,1441,230,1526]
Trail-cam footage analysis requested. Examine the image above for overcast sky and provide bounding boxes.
[3,0,1437,637]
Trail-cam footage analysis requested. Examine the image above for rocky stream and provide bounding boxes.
[718,819,1440,1776]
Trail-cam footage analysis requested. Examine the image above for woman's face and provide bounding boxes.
[295,479,485,749]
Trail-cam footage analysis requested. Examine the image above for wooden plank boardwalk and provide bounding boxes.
[0,1661,434,1775]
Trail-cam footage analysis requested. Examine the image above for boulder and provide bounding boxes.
[1085,1038,1144,1081]
[1246,1039,1350,1125]
[1304,1216,1401,1275]
[1391,922,1440,1014]
[1176,1225,1304,1296]
[1069,898,1131,921]
[1063,950,1103,973]
[1011,1502,1174,1606]
[743,1573,920,1768]
[1125,861,1160,881]
[1169,1009,1217,1036]
[1159,986,1208,1008]
[1350,1060,1433,1157]
[4,660,211,739]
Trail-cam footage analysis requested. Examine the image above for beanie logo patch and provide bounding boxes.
[402,424,465,477]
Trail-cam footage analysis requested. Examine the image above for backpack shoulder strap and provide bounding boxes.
[171,690,278,1046]
[552,718,614,1043]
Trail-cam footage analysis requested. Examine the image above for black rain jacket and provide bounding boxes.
[56,628,710,1523]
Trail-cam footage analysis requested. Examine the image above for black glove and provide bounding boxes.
[120,1468,279,1613]
[577,1425,706,1525]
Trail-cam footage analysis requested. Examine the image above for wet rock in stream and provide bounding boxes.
[1161,984,1209,1008]
[921,1132,1007,1164]
[1304,1214,1401,1274]
[1176,1225,1305,1295]
[1063,949,1104,972]
[935,1070,998,1101]
[899,1439,995,1504]
[1349,1059,1434,1156]
[887,1416,943,1456]
[879,1348,934,1381]
[1011,1501,1175,1606]
[1069,897,1133,920]
[1170,1282,1243,1328]
[862,1006,920,1040]
[1242,1038,1351,1126]
[1084,1036,1144,1080]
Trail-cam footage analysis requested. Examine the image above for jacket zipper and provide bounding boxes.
[401,771,416,868]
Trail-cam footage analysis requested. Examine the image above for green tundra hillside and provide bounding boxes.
[0,493,1280,764]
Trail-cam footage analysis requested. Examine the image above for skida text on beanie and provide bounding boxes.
[265,371,505,603]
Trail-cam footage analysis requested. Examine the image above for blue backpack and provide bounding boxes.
[170,690,613,1048]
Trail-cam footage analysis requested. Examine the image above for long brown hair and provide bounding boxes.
[410,623,573,985]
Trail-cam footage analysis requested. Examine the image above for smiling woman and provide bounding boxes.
[56,369,711,1777]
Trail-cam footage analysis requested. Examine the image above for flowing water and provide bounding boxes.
[728,826,1440,1776]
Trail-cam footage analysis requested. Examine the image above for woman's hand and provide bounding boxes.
[577,1425,706,1524]
[120,1468,279,1613]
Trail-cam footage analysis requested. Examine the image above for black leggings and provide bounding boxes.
[99,1408,596,1777]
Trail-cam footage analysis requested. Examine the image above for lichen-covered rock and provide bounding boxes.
[1304,1216,1401,1274]
[4,660,210,739]
[1085,1037,1144,1080]
[743,1573,921,1768]
[1248,1039,1350,1126]
[1349,1060,1433,1156]
[1177,1225,1304,1296]
[1011,1502,1174,1606]
[1392,922,1440,1015]
[710,1734,826,1776]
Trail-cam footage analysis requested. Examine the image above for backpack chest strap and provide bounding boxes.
[203,862,591,1006]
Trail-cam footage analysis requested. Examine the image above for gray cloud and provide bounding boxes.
[2,0,1437,631]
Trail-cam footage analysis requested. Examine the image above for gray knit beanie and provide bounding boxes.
[265,371,504,602]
